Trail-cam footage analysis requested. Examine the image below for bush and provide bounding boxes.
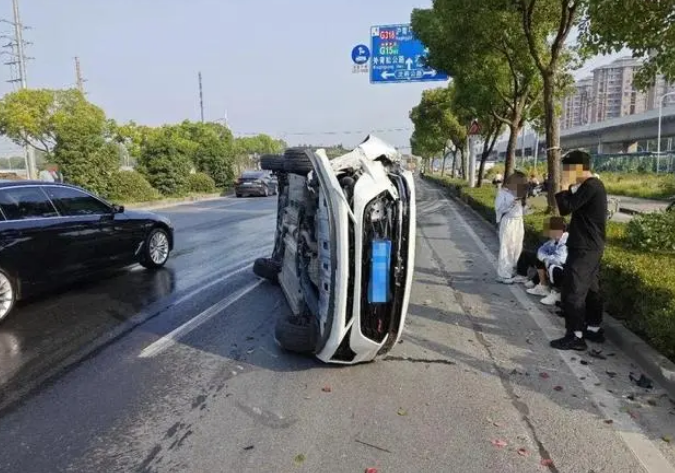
[188,172,217,193]
[137,126,193,196]
[105,170,160,203]
[625,211,675,253]
[424,173,675,362]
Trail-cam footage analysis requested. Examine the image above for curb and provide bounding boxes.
[618,207,644,216]
[422,176,675,398]
[127,191,234,211]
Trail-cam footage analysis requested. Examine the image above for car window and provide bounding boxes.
[43,186,111,216]
[0,187,60,220]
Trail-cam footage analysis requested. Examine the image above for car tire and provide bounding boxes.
[236,193,242,198]
[0,268,16,324]
[140,227,171,270]
[253,257,281,284]
[274,316,316,354]
[260,154,285,172]
[283,148,313,176]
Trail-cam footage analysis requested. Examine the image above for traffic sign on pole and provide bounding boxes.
[370,24,449,84]
[351,44,371,65]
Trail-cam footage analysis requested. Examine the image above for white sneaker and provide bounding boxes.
[496,276,515,285]
[527,284,550,297]
[511,275,529,284]
[541,291,561,306]
[524,280,535,289]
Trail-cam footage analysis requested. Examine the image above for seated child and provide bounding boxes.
[520,216,568,306]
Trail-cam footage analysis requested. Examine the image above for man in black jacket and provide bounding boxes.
[550,150,607,351]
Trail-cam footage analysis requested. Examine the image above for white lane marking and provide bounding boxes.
[423,181,675,473]
[139,280,264,359]
[171,258,261,307]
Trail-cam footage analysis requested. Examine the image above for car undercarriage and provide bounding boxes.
[253,135,416,365]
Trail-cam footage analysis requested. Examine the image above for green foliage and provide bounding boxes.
[409,86,466,158]
[187,172,217,193]
[137,126,193,196]
[581,0,675,89]
[625,212,675,253]
[425,173,675,362]
[179,120,235,188]
[54,140,119,196]
[601,173,675,200]
[105,170,160,203]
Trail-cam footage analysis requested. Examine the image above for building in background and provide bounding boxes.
[590,57,647,123]
[562,77,593,129]
[646,75,675,111]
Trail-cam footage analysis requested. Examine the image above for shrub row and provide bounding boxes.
[425,173,675,362]
[100,170,218,204]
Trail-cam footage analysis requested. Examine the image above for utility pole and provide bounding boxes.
[74,56,86,94]
[1,0,36,179]
[198,71,204,123]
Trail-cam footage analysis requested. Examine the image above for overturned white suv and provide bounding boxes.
[253,136,416,365]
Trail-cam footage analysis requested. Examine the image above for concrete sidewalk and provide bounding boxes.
[611,195,671,215]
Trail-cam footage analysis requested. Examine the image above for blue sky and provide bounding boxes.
[0,0,626,156]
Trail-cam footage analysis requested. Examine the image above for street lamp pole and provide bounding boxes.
[657,91,675,174]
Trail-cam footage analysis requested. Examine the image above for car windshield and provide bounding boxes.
[240,172,265,180]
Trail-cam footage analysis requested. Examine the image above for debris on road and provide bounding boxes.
[540,458,554,467]
[539,372,550,379]
[553,386,563,392]
[365,468,379,473]
[629,372,654,389]
[606,371,618,379]
[355,439,392,453]
[604,419,614,425]
[589,349,607,360]
[397,408,408,416]
[491,439,508,448]
[294,454,306,465]
[243,445,254,451]
[663,435,673,443]
[517,448,529,457]
[321,385,332,393]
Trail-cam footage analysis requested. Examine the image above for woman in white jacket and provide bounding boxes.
[495,171,528,283]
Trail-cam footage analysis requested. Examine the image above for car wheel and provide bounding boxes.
[283,148,313,175]
[236,193,242,198]
[274,316,316,354]
[140,227,171,269]
[0,269,16,324]
[253,257,281,284]
[260,154,285,172]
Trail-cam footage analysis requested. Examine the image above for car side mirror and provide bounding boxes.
[112,204,125,214]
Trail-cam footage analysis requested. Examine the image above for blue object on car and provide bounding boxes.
[368,239,391,304]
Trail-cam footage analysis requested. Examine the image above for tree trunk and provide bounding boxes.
[504,121,520,177]
[440,152,447,177]
[451,151,457,178]
[543,71,562,214]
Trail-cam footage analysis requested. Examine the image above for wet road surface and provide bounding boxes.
[1,182,674,473]
[0,195,277,410]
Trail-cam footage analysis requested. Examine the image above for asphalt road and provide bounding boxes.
[1,182,674,473]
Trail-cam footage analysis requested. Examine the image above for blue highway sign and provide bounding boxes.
[351,44,371,65]
[370,24,449,84]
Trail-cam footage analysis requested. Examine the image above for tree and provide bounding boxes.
[0,88,106,157]
[137,126,194,196]
[412,0,542,178]
[511,0,584,211]
[179,120,235,188]
[409,86,467,177]
[581,0,675,90]
[232,134,286,174]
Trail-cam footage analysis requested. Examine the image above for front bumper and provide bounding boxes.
[309,151,416,364]
[235,184,265,196]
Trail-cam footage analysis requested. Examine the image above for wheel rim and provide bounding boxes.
[0,272,13,320]
[149,231,169,265]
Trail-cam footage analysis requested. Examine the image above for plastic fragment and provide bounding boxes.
[517,448,529,457]
[491,439,508,448]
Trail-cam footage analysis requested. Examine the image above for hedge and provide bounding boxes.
[105,170,160,203]
[425,173,675,362]
[187,172,217,194]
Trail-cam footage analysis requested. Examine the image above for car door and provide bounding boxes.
[42,185,138,269]
[0,185,73,294]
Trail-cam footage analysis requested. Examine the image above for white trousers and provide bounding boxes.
[497,217,524,279]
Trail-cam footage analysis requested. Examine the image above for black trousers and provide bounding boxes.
[561,249,604,332]
[517,250,564,288]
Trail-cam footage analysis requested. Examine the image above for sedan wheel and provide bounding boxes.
[0,270,16,323]
[141,228,171,269]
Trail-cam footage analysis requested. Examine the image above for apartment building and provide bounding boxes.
[590,57,647,122]
[646,75,675,110]
[562,77,593,129]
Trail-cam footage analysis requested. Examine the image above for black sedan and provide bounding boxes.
[234,170,278,197]
[0,181,174,323]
